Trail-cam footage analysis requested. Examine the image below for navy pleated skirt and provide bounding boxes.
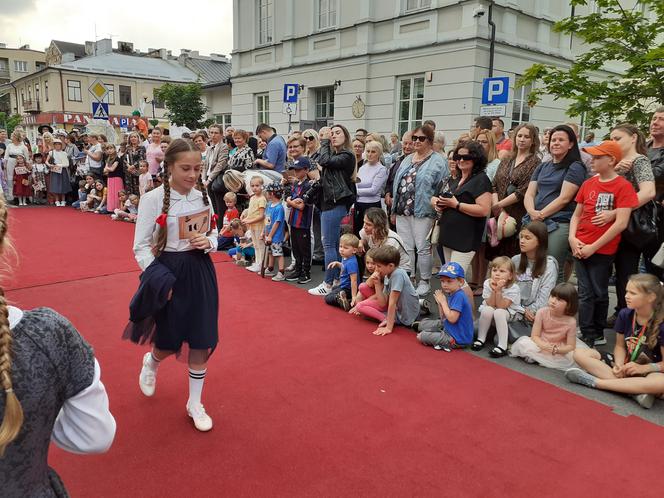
[154,250,219,353]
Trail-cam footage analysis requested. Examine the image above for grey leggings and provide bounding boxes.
[547,222,570,283]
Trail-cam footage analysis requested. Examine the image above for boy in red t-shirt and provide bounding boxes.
[217,192,240,250]
[569,141,638,346]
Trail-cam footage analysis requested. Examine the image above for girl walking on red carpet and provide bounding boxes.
[127,138,219,432]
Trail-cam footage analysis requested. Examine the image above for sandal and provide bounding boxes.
[489,346,508,358]
[471,340,485,351]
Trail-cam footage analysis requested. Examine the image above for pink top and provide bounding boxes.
[145,143,164,176]
[536,307,576,345]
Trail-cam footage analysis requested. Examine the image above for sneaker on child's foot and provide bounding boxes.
[139,352,157,397]
[272,271,286,282]
[632,393,655,409]
[337,290,351,311]
[593,336,607,346]
[285,270,301,282]
[111,214,118,220]
[308,282,332,296]
[246,263,261,273]
[186,403,213,431]
[416,280,431,297]
[263,267,275,277]
[565,367,597,389]
[298,273,312,284]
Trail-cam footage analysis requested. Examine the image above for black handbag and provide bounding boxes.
[623,201,658,249]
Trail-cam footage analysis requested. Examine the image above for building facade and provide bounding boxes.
[0,44,46,114]
[4,39,232,142]
[229,0,627,138]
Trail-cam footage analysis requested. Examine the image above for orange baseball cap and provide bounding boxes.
[582,140,622,163]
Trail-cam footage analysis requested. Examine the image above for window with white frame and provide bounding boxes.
[512,77,532,126]
[318,0,337,30]
[104,83,115,105]
[14,60,28,72]
[315,87,335,121]
[396,76,424,137]
[215,114,232,129]
[67,80,82,101]
[258,0,273,45]
[404,0,431,12]
[256,93,269,125]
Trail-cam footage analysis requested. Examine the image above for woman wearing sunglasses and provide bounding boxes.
[391,124,448,296]
[432,141,492,288]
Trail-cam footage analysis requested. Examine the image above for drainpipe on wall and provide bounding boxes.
[488,1,496,77]
[58,68,65,128]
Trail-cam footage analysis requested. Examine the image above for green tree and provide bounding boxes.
[0,112,24,135]
[520,0,664,131]
[153,83,208,129]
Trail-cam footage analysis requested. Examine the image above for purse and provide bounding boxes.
[427,223,440,245]
[623,201,658,249]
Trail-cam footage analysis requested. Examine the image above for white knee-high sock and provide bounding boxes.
[188,368,207,407]
[477,306,495,343]
[494,309,510,350]
[147,351,161,371]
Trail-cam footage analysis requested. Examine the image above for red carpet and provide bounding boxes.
[6,207,664,497]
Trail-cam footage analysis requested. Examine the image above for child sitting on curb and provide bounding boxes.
[415,262,474,351]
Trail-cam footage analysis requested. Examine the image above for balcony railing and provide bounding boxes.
[23,100,40,113]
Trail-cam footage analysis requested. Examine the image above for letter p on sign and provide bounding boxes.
[283,84,299,103]
[481,77,510,105]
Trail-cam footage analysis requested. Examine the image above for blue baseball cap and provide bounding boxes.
[437,262,465,279]
[288,157,311,170]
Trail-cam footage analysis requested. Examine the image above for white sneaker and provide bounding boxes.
[308,282,332,296]
[138,352,157,397]
[187,403,213,431]
[246,263,260,273]
[263,267,275,277]
[272,271,285,281]
[416,280,431,297]
[111,214,118,220]
[286,261,296,272]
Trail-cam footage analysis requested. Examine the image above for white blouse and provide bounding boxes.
[8,306,116,454]
[133,185,218,270]
[48,150,69,169]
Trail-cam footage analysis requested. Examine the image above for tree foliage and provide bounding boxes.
[520,0,664,131]
[0,112,24,135]
[153,83,208,129]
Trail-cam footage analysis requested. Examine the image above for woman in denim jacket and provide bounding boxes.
[391,124,448,296]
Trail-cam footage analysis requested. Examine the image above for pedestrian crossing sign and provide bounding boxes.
[92,102,110,120]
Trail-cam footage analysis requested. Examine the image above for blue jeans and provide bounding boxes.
[575,253,614,340]
[321,205,348,284]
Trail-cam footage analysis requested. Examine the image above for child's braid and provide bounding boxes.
[153,164,171,257]
[0,197,23,457]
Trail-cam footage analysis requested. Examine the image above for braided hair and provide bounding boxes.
[153,138,208,257]
[0,195,23,457]
[628,274,664,350]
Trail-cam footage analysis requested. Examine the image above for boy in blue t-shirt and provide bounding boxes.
[324,233,360,310]
[263,182,286,281]
[415,262,474,351]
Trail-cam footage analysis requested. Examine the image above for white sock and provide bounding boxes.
[477,306,494,343]
[494,309,510,350]
[187,368,207,407]
[147,352,161,371]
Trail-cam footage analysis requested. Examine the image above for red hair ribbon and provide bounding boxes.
[155,214,168,227]
[211,214,219,230]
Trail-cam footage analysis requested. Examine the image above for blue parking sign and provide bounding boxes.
[482,77,510,105]
[283,84,299,103]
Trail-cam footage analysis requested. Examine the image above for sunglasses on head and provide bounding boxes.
[412,135,428,143]
[453,154,474,161]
